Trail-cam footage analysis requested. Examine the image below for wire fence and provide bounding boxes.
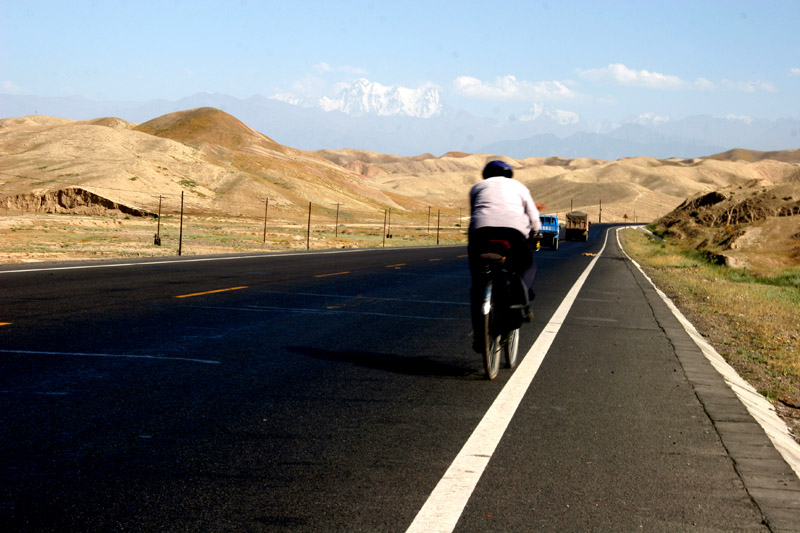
[0,189,470,261]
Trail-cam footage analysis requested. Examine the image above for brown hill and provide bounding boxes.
[705,148,800,164]
[315,148,800,223]
[135,107,286,154]
[0,108,421,219]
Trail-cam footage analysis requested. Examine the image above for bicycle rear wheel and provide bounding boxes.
[481,280,501,380]
[504,328,520,369]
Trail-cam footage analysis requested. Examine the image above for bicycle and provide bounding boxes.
[476,240,529,380]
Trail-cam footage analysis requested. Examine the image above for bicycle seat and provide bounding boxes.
[479,252,506,263]
[479,239,512,263]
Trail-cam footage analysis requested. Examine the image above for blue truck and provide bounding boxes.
[538,214,560,250]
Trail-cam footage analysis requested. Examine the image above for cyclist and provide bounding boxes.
[468,160,541,352]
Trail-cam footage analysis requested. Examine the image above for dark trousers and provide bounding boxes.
[468,227,536,338]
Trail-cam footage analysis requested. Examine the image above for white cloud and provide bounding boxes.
[790,68,800,76]
[578,63,777,95]
[577,64,684,89]
[721,79,776,93]
[340,65,368,76]
[453,75,576,101]
[313,62,332,73]
[693,77,716,91]
[1,80,22,94]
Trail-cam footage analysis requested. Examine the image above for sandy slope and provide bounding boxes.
[0,109,414,218]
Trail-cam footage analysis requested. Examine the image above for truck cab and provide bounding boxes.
[539,214,560,250]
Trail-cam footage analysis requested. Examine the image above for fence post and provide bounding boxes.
[178,191,184,256]
[307,201,312,250]
[382,209,387,247]
[154,195,162,246]
[264,197,269,244]
[436,210,440,245]
[427,206,431,234]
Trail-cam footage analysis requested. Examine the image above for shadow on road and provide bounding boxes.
[287,346,482,379]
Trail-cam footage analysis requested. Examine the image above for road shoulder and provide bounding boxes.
[617,228,800,532]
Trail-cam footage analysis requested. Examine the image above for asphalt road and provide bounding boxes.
[1,225,798,532]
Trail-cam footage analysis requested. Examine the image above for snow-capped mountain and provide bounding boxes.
[517,103,580,126]
[272,78,442,119]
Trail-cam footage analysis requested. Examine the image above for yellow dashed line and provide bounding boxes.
[457,254,468,258]
[175,286,248,299]
[386,263,406,268]
[428,258,442,262]
[315,271,350,278]
[0,322,12,326]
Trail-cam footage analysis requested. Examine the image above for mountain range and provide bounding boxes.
[1,84,798,159]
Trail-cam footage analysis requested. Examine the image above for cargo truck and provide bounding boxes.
[565,211,589,241]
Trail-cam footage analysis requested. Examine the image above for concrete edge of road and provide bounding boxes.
[616,228,800,533]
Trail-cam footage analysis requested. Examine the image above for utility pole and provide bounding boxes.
[335,203,341,237]
[154,195,162,245]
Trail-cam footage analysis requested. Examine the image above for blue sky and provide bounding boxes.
[2,0,799,123]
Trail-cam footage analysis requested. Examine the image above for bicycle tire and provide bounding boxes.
[504,327,520,369]
[481,279,501,380]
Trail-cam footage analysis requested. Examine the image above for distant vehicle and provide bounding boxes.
[538,214,560,250]
[565,211,589,241]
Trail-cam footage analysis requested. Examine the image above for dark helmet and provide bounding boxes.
[482,160,513,179]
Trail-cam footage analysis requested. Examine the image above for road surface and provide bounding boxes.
[1,225,798,531]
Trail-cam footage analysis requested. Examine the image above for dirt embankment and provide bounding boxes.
[2,187,155,217]
[654,179,800,270]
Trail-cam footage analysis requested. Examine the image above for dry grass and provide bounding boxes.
[620,228,800,437]
[0,211,467,263]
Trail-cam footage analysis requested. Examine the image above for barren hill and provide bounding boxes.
[314,148,800,223]
[705,148,800,164]
[0,108,422,219]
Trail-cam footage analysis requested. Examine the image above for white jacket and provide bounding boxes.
[469,177,541,237]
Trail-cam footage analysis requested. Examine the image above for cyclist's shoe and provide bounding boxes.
[523,306,533,322]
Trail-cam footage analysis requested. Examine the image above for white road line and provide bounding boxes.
[406,231,610,533]
[616,228,800,478]
[0,349,220,365]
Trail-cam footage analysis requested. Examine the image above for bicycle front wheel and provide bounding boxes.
[481,280,501,380]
